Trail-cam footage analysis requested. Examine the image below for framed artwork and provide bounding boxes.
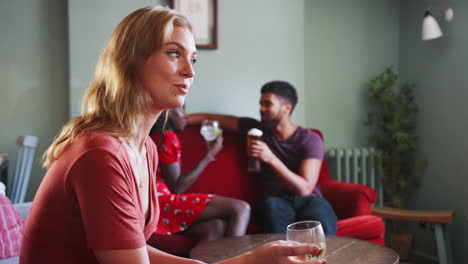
[170,0,218,49]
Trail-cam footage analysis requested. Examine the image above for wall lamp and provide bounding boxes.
[422,7,454,41]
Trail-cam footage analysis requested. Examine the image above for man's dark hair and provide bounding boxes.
[261,81,298,114]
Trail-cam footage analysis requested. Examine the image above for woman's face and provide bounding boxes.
[139,25,197,111]
[169,107,187,131]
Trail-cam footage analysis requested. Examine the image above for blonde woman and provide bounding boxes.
[20,6,325,264]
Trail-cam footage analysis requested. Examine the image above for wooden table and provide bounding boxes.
[190,233,399,264]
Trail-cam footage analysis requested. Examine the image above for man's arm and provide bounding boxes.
[187,113,240,133]
[249,141,322,196]
[272,157,322,196]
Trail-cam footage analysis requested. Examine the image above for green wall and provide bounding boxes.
[0,0,69,200]
[304,0,400,147]
[184,0,305,124]
[69,0,306,124]
[399,1,468,262]
[69,0,158,118]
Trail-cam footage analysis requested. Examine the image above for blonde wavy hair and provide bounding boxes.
[43,6,192,168]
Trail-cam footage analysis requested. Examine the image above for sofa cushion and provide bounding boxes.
[336,214,385,243]
[178,126,262,207]
[0,195,24,259]
[321,180,377,219]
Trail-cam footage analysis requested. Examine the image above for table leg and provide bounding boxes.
[434,224,452,264]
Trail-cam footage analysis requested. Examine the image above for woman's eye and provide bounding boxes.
[190,58,197,65]
[167,51,180,59]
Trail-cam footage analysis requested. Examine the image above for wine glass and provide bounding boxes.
[200,119,220,142]
[286,220,327,261]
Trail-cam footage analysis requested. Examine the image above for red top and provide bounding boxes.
[155,130,182,164]
[20,133,159,264]
[151,131,214,235]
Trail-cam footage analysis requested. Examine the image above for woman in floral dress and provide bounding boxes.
[151,107,250,242]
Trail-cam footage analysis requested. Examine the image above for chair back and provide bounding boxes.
[9,135,38,204]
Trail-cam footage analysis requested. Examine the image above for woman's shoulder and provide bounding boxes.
[49,133,126,178]
[81,133,157,159]
[77,132,122,152]
[56,133,124,164]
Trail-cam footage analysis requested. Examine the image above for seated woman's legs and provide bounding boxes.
[186,196,250,238]
[183,218,227,242]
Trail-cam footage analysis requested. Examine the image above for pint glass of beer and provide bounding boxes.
[247,128,263,172]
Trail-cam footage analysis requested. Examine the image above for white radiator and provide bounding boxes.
[326,147,383,206]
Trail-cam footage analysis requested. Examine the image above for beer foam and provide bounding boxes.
[248,128,263,136]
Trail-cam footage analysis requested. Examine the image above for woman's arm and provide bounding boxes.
[94,246,205,264]
[94,241,324,264]
[162,135,223,194]
[94,247,150,264]
[147,245,205,264]
[213,240,325,264]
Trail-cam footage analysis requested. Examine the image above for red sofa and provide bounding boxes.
[148,125,385,256]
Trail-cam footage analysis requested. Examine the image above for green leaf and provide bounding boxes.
[364,67,425,208]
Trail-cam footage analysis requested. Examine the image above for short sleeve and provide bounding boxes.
[68,149,145,250]
[153,131,181,164]
[238,117,262,135]
[302,130,324,160]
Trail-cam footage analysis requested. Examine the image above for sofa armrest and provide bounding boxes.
[320,179,377,219]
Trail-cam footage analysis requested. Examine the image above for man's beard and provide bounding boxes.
[260,118,280,129]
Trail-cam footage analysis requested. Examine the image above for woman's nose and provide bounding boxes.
[181,59,195,78]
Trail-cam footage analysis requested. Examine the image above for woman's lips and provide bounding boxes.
[175,84,188,95]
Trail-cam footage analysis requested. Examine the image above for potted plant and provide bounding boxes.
[365,67,424,208]
[365,68,425,259]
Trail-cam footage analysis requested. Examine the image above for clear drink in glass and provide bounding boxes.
[200,119,220,142]
[286,220,327,261]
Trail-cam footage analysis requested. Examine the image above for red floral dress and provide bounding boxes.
[151,130,215,235]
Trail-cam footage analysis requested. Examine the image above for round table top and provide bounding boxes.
[190,233,399,264]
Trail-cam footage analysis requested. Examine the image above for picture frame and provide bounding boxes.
[170,0,218,49]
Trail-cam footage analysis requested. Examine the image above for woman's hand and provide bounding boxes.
[240,240,326,264]
[206,133,223,159]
